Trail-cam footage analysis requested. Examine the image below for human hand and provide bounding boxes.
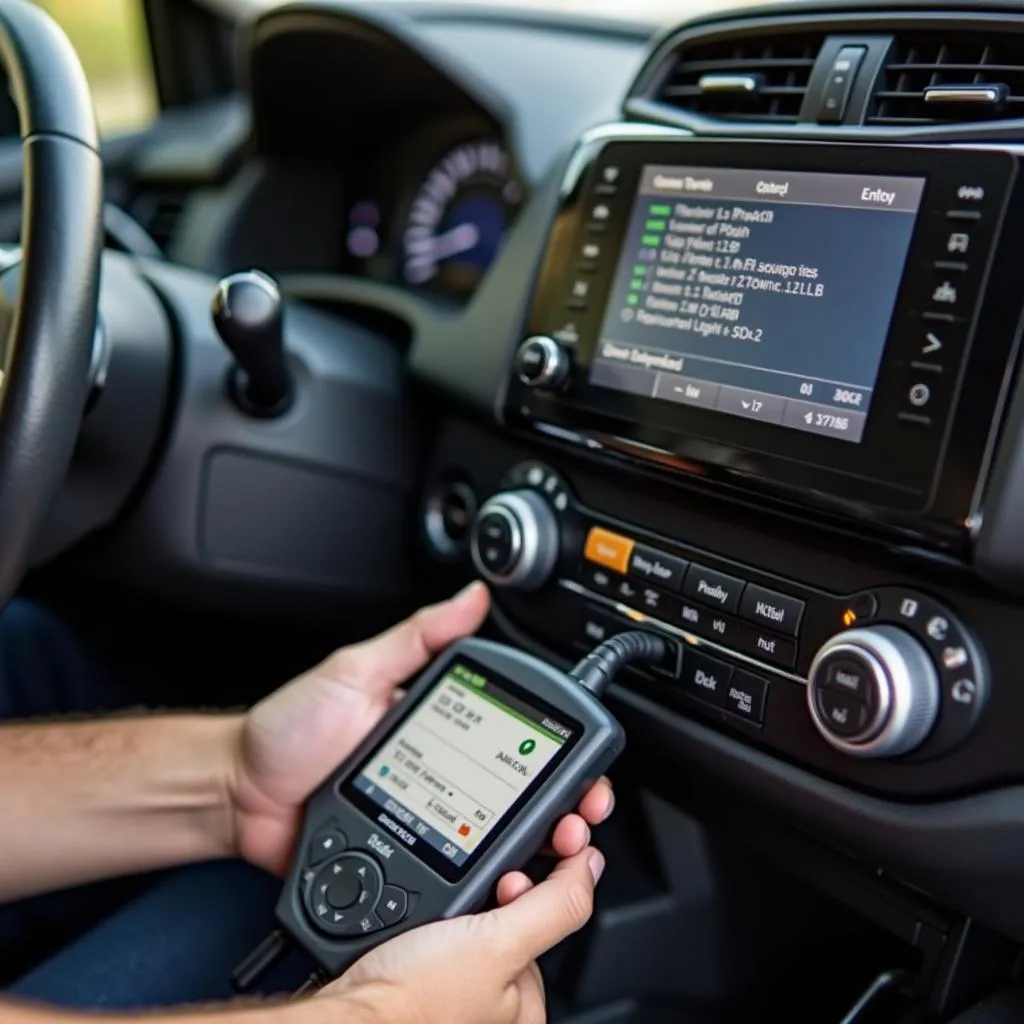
[320,846,605,1024]
[228,582,615,875]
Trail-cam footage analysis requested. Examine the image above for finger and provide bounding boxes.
[324,582,490,694]
[496,871,534,905]
[578,777,615,825]
[485,847,603,969]
[550,814,590,858]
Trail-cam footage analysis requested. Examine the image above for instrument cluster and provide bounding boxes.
[340,123,525,302]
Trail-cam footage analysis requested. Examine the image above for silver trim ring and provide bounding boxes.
[806,626,940,759]
[423,481,477,558]
[518,336,563,388]
[472,491,559,590]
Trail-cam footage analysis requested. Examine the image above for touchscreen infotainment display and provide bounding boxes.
[592,165,927,443]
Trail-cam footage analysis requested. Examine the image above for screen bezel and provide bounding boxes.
[340,656,584,884]
[510,138,1016,515]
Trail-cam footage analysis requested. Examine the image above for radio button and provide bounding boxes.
[683,564,744,614]
[725,671,769,724]
[740,585,805,637]
[577,607,612,648]
[734,625,797,668]
[816,689,870,738]
[584,527,635,574]
[628,544,688,591]
[580,562,618,595]
[637,586,674,616]
[475,512,517,576]
[680,650,731,708]
[823,657,876,706]
[674,600,708,633]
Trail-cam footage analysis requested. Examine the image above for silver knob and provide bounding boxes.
[471,490,559,590]
[515,336,570,390]
[807,625,939,758]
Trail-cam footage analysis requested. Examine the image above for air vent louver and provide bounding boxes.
[654,33,825,123]
[870,32,1024,125]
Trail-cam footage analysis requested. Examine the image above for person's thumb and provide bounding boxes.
[482,847,603,972]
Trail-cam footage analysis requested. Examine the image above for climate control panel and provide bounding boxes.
[472,461,989,780]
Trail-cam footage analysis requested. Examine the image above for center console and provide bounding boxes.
[442,126,1024,800]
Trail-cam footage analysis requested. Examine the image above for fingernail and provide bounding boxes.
[454,580,485,603]
[588,850,606,884]
[602,789,616,823]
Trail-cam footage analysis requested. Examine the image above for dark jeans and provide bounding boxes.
[0,600,309,1007]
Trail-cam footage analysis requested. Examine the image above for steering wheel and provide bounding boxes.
[0,1,103,606]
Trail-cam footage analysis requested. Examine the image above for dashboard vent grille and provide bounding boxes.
[654,33,824,122]
[870,32,1024,125]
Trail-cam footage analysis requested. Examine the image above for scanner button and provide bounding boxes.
[354,911,384,936]
[378,884,409,927]
[308,827,347,866]
[326,874,362,910]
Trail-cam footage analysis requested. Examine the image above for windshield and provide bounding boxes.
[33,0,768,136]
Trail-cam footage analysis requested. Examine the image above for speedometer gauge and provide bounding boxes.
[402,139,522,296]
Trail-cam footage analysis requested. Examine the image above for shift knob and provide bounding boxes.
[212,270,293,415]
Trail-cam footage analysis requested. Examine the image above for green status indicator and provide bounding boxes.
[629,279,644,292]
[632,264,647,276]
[626,294,639,306]
[649,204,672,216]
[641,234,662,247]
[645,219,666,232]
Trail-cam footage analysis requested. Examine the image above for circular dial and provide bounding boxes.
[807,625,940,758]
[471,491,559,591]
[402,139,522,296]
[516,336,571,390]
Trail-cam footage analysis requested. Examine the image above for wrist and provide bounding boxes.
[313,981,416,1024]
[200,713,247,861]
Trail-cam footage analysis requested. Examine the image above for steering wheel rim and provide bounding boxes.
[0,0,103,606]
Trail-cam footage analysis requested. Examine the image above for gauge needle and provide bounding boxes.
[428,222,481,261]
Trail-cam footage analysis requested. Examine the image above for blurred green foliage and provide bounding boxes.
[33,0,156,132]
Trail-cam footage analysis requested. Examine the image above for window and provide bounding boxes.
[34,0,157,134]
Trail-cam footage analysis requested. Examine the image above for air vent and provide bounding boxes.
[654,33,825,123]
[129,190,188,253]
[870,33,1024,125]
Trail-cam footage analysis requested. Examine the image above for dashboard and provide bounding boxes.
[187,2,648,304]
[141,0,1024,1013]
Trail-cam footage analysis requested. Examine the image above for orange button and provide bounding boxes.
[584,527,635,574]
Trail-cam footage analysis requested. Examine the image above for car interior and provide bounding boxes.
[7,0,1024,1018]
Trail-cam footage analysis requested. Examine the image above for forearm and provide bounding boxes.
[0,987,399,1024]
[0,715,242,902]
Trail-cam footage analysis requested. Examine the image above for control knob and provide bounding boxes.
[471,490,560,590]
[807,626,940,758]
[515,336,571,391]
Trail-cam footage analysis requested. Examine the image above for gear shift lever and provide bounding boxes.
[212,270,293,416]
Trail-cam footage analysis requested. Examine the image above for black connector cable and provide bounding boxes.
[569,630,668,697]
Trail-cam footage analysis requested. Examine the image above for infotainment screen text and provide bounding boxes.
[592,166,926,443]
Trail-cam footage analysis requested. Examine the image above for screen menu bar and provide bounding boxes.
[638,166,926,213]
[591,353,868,442]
